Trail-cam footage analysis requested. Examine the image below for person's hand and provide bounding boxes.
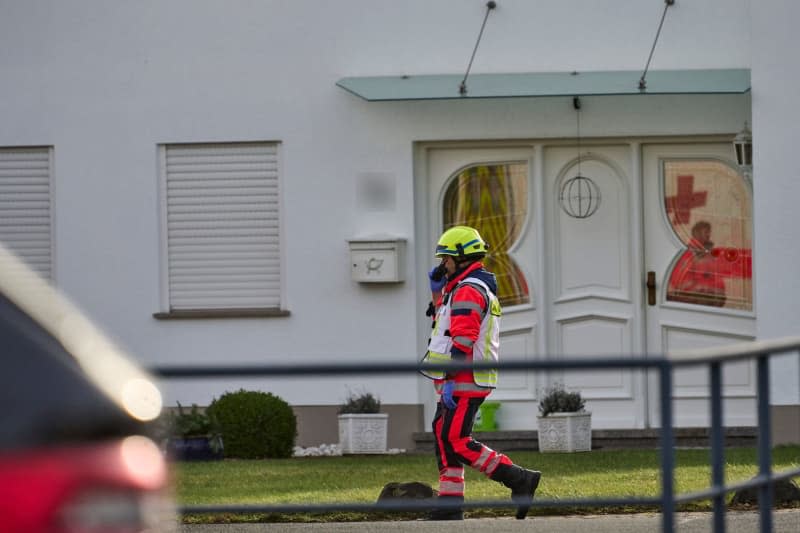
[441,381,457,409]
[429,266,446,293]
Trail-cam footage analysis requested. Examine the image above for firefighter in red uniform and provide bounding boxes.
[421,226,541,520]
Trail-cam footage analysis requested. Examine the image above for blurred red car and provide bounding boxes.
[0,244,174,532]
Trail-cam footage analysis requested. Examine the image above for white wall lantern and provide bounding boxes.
[348,237,406,283]
[733,121,753,181]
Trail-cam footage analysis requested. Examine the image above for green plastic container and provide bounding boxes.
[473,401,500,432]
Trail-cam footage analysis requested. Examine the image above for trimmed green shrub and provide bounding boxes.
[206,389,297,459]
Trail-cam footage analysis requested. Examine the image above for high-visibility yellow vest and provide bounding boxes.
[421,277,501,389]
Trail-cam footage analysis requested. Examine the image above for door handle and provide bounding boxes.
[646,271,656,306]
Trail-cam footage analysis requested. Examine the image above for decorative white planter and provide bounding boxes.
[338,413,389,454]
[537,411,592,453]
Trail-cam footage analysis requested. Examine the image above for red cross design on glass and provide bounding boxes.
[664,175,707,224]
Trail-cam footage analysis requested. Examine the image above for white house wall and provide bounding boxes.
[751,1,800,408]
[1,1,796,433]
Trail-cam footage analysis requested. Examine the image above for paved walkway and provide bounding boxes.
[180,509,800,532]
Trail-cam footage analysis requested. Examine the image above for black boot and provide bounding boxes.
[427,495,464,521]
[491,464,541,519]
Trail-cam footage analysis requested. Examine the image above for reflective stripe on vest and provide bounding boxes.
[421,277,501,388]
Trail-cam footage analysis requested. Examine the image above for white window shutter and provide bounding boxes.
[164,142,281,311]
[0,147,53,280]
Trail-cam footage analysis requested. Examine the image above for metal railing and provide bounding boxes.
[153,336,800,533]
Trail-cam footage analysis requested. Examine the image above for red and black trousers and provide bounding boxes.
[432,395,513,498]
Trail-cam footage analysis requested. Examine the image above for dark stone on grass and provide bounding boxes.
[377,482,438,502]
[730,478,800,505]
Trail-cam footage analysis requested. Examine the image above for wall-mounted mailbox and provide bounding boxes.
[348,238,406,283]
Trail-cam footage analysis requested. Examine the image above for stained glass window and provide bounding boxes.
[663,160,752,310]
[442,162,529,306]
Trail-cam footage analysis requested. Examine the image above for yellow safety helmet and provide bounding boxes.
[435,226,488,258]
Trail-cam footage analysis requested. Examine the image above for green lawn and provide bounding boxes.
[174,446,800,523]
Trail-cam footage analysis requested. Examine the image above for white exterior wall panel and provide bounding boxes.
[751,1,800,405]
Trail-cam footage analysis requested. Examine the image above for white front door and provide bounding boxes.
[542,144,645,429]
[421,140,756,430]
[642,143,756,427]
